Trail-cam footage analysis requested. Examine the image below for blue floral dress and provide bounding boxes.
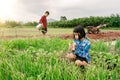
[73,39,91,63]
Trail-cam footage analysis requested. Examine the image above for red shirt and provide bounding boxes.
[39,15,47,28]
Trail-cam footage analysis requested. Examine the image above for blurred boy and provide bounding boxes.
[37,11,50,35]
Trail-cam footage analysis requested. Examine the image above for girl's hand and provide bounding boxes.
[69,44,73,50]
[69,42,76,50]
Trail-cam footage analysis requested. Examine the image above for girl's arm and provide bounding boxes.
[69,42,76,51]
[72,42,76,51]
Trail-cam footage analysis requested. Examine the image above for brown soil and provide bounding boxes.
[59,32,120,41]
[0,32,120,41]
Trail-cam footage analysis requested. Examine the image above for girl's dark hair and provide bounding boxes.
[73,25,86,39]
[45,11,50,15]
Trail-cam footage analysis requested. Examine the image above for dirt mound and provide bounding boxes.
[0,32,120,41]
[87,32,120,41]
[59,32,120,41]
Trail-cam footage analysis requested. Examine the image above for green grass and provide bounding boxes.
[0,38,119,80]
[0,28,73,37]
[0,27,120,38]
[91,40,110,52]
[115,40,120,54]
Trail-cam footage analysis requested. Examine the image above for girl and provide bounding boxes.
[69,25,91,66]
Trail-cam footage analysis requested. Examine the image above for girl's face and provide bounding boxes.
[74,32,79,40]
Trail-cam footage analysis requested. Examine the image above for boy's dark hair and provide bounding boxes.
[73,25,86,39]
[45,11,50,15]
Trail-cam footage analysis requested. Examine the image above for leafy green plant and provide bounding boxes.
[91,40,110,52]
[115,40,120,54]
[0,38,119,80]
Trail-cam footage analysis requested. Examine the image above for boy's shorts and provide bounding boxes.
[41,27,47,33]
[36,24,47,33]
[75,54,88,63]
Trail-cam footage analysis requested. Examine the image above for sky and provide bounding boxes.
[0,0,120,22]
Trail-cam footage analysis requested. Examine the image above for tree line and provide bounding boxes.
[0,21,38,28]
[0,14,120,28]
[48,14,120,28]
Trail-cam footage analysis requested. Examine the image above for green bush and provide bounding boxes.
[49,14,120,28]
[5,20,22,27]
[23,21,38,26]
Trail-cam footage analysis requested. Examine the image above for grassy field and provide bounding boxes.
[0,38,120,80]
[0,28,72,37]
[0,27,120,37]
[0,27,120,79]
